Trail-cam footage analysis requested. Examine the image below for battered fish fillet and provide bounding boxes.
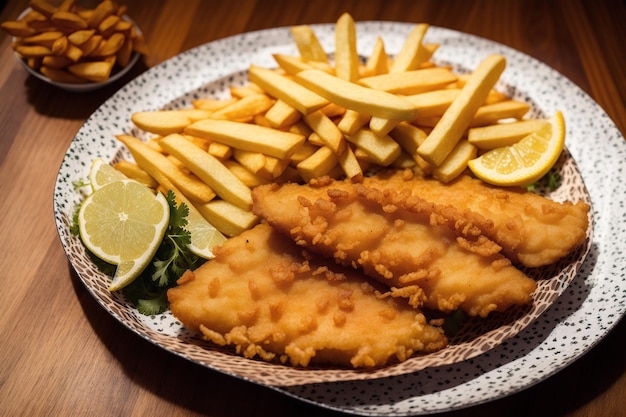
[362,170,590,267]
[167,222,447,368]
[252,178,537,318]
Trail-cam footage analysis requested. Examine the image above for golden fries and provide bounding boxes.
[159,134,253,210]
[295,69,418,121]
[417,54,507,166]
[109,13,556,238]
[248,65,329,115]
[3,0,145,84]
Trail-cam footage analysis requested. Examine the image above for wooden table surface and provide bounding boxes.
[1,0,625,416]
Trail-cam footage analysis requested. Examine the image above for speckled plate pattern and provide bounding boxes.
[53,22,625,416]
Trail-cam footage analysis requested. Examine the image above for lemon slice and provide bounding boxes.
[468,111,565,186]
[185,204,227,259]
[89,158,127,191]
[78,179,170,290]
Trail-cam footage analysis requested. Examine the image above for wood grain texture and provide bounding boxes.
[1,1,624,416]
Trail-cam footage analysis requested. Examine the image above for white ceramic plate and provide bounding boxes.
[54,22,625,415]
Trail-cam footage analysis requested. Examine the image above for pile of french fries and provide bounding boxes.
[112,13,547,238]
[2,0,147,83]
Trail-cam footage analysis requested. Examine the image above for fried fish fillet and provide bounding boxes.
[252,178,537,317]
[167,222,447,368]
[362,170,590,267]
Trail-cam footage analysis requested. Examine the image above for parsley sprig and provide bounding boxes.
[72,189,207,316]
[123,191,207,315]
[525,168,562,193]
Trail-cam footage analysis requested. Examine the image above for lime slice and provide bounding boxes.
[78,179,170,290]
[468,111,565,186]
[89,158,127,191]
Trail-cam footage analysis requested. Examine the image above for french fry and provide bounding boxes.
[468,119,547,149]
[194,199,259,238]
[192,97,237,111]
[288,120,314,137]
[258,155,291,180]
[51,36,68,55]
[297,146,339,182]
[207,141,232,160]
[359,67,458,95]
[131,111,191,136]
[404,88,460,118]
[40,66,87,83]
[338,144,363,182]
[362,36,389,77]
[319,102,345,118]
[67,60,113,82]
[334,13,359,82]
[87,0,115,28]
[50,11,88,31]
[210,93,274,121]
[29,0,57,18]
[303,110,346,154]
[15,44,52,58]
[264,99,302,128]
[67,29,95,46]
[417,54,507,166]
[42,55,72,68]
[389,122,432,174]
[1,20,37,37]
[248,65,329,115]
[116,36,133,67]
[159,134,253,210]
[389,23,429,73]
[98,14,120,37]
[337,109,370,136]
[346,128,401,166]
[229,84,264,98]
[290,25,329,63]
[288,141,319,166]
[184,118,305,160]
[369,117,400,137]
[222,159,270,187]
[78,34,102,56]
[91,31,125,57]
[272,54,316,75]
[116,134,217,204]
[415,99,531,128]
[390,151,418,169]
[58,0,76,13]
[63,43,83,61]
[253,114,271,127]
[432,139,477,182]
[468,100,530,127]
[295,69,419,121]
[307,132,325,147]
[22,30,63,48]
[233,149,266,174]
[113,160,158,189]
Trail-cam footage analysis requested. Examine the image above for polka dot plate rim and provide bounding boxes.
[53,22,624,416]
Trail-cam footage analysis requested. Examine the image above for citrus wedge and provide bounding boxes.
[185,206,227,259]
[89,158,128,191]
[468,111,565,186]
[78,179,170,290]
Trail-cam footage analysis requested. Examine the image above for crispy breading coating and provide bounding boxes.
[252,177,537,317]
[363,170,590,267]
[168,223,447,368]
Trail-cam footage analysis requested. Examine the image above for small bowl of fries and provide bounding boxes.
[3,0,147,92]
